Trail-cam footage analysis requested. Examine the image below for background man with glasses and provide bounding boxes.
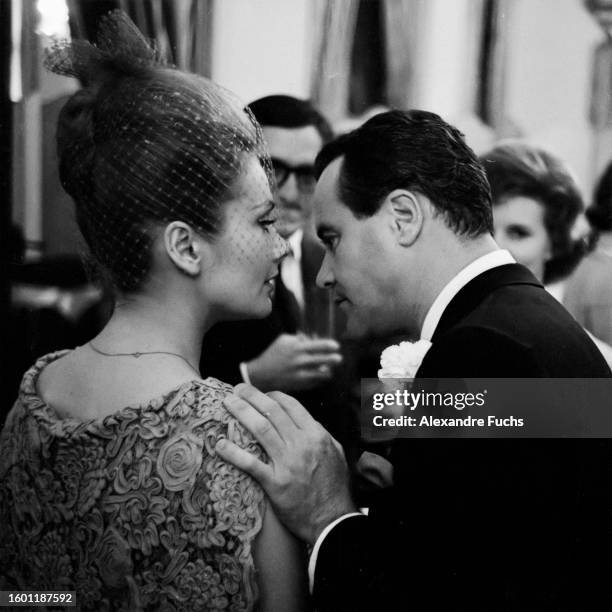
[200,95,352,445]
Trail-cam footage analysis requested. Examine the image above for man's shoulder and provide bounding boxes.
[422,273,611,377]
[467,278,569,327]
[418,325,540,377]
[440,264,578,338]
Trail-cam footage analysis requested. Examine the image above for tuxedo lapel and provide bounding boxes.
[431,263,543,342]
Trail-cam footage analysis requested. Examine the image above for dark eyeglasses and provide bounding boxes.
[271,158,316,193]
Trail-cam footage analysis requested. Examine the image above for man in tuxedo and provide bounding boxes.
[200,95,350,440]
[217,110,612,610]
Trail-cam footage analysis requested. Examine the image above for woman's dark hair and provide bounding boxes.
[586,160,612,233]
[480,142,586,284]
[315,109,493,238]
[48,12,267,294]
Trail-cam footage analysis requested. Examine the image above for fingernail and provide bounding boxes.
[216,439,226,451]
[223,396,238,407]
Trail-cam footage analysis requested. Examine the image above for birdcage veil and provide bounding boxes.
[44,10,275,294]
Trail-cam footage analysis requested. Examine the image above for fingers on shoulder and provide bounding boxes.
[266,391,317,428]
[220,394,269,462]
[215,438,271,483]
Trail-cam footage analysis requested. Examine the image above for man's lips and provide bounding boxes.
[334,295,348,306]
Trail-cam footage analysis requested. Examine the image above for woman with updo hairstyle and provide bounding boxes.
[0,13,308,611]
[563,160,612,344]
[481,141,612,364]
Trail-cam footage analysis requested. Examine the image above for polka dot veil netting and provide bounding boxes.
[44,10,282,294]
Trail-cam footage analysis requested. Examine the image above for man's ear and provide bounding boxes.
[384,189,424,246]
[164,221,203,276]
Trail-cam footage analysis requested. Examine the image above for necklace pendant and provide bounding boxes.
[134,352,142,358]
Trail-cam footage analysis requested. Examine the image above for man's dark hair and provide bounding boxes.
[248,95,334,144]
[587,160,612,232]
[314,109,493,237]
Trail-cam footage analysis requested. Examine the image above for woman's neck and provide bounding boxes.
[94,293,206,372]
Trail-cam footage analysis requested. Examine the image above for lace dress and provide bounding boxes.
[0,351,266,611]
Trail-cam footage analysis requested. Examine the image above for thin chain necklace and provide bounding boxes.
[88,342,199,374]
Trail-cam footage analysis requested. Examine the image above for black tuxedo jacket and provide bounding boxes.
[314,264,612,611]
[200,235,353,442]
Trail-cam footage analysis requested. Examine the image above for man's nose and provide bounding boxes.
[316,253,335,289]
[279,171,300,203]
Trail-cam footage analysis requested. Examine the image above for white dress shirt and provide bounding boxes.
[307,248,516,590]
[280,229,305,310]
[420,249,515,340]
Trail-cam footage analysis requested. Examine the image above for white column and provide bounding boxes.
[211,0,312,102]
[413,0,484,121]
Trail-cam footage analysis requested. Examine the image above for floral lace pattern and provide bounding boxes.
[0,351,266,611]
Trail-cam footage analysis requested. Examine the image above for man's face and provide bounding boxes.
[263,125,323,238]
[313,158,402,339]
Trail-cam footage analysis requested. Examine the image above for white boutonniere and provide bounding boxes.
[378,339,432,380]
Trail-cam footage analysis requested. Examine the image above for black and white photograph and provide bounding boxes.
[1,1,611,610]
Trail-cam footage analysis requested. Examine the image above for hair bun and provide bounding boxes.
[43,10,165,85]
[47,10,167,199]
[47,10,271,295]
[56,87,97,199]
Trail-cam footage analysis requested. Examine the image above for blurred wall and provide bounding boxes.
[504,0,601,193]
[211,0,313,102]
[16,0,609,258]
[207,0,604,194]
[412,0,484,121]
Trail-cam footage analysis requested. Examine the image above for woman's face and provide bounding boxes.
[204,155,287,321]
[493,195,551,281]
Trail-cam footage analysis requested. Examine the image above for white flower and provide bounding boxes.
[378,339,432,380]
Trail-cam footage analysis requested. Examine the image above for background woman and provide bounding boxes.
[0,13,307,611]
[481,141,612,364]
